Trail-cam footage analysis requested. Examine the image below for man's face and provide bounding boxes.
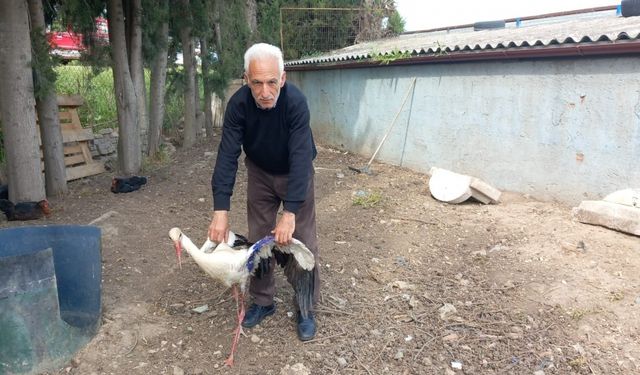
[245,57,286,110]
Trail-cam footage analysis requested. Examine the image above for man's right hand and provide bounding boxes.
[208,210,230,244]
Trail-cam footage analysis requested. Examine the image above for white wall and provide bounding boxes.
[288,56,640,203]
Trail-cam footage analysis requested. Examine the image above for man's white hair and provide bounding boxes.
[244,43,284,76]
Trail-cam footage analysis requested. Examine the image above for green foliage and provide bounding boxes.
[57,0,105,38]
[30,26,59,100]
[163,65,208,130]
[142,0,170,63]
[54,66,184,133]
[276,0,362,60]
[141,143,172,172]
[372,49,411,65]
[164,67,187,130]
[265,0,405,60]
[352,191,382,208]
[256,0,283,47]
[387,10,405,35]
[55,66,116,131]
[56,0,110,70]
[218,0,251,79]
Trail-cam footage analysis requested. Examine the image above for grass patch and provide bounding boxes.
[568,356,588,370]
[141,144,172,172]
[569,309,588,321]
[55,65,183,133]
[609,290,625,302]
[352,191,382,208]
[55,65,117,131]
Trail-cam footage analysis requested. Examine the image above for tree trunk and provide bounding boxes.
[128,0,149,155]
[200,37,214,142]
[148,16,169,158]
[194,54,201,138]
[213,1,222,52]
[179,0,197,148]
[108,0,141,174]
[0,0,46,202]
[28,0,68,197]
[246,0,257,39]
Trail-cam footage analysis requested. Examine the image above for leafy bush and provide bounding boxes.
[55,66,181,132]
[55,65,117,131]
[1,64,191,162]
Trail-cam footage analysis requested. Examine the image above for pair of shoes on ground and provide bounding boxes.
[242,303,316,341]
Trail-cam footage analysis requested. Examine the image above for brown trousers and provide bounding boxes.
[244,157,320,309]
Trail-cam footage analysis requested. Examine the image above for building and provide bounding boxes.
[285,6,640,203]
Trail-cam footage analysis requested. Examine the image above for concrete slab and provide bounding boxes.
[572,200,640,236]
[429,167,502,204]
[470,177,502,204]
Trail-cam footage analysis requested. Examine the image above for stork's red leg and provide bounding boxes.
[224,285,245,367]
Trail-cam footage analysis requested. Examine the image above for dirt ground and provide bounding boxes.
[2,137,639,375]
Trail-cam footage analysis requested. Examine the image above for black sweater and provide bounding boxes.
[211,82,317,214]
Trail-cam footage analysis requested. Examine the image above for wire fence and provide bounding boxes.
[280,7,363,60]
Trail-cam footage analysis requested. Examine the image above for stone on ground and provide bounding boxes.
[429,167,501,204]
[572,200,640,236]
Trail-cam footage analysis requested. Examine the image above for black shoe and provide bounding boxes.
[242,303,276,328]
[297,312,316,341]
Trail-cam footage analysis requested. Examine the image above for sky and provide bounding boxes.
[394,0,618,31]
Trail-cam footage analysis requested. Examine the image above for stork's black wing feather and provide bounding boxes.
[274,247,291,268]
[232,233,252,248]
[283,258,315,319]
[254,258,271,279]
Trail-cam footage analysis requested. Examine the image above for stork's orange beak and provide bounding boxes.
[173,241,182,269]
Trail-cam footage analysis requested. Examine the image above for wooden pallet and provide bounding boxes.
[38,95,105,181]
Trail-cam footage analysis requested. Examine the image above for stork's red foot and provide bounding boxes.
[224,355,234,367]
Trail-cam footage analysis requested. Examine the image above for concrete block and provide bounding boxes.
[604,188,640,208]
[470,177,502,204]
[429,167,501,204]
[572,200,640,236]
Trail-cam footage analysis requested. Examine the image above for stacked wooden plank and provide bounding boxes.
[38,95,105,181]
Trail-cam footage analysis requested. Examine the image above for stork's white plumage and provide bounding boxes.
[168,227,315,366]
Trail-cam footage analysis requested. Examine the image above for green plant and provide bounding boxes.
[141,143,172,172]
[55,65,117,131]
[387,10,405,35]
[609,290,624,302]
[434,41,449,57]
[569,309,588,321]
[352,191,383,208]
[54,66,156,133]
[372,49,411,65]
[568,356,588,370]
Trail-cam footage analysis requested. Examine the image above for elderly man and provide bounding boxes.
[208,43,319,341]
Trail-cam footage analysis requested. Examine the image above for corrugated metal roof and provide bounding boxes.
[285,10,640,67]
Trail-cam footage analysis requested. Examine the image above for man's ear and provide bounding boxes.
[243,73,248,85]
[280,71,286,87]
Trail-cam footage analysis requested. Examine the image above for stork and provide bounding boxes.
[168,227,315,367]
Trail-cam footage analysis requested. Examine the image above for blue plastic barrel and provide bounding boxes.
[0,225,102,375]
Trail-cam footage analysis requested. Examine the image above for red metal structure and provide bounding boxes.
[46,17,109,60]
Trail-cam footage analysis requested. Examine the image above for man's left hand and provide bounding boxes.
[272,211,295,245]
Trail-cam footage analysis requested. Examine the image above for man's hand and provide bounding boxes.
[272,211,295,246]
[209,210,230,244]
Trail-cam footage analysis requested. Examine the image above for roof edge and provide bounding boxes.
[285,40,640,71]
